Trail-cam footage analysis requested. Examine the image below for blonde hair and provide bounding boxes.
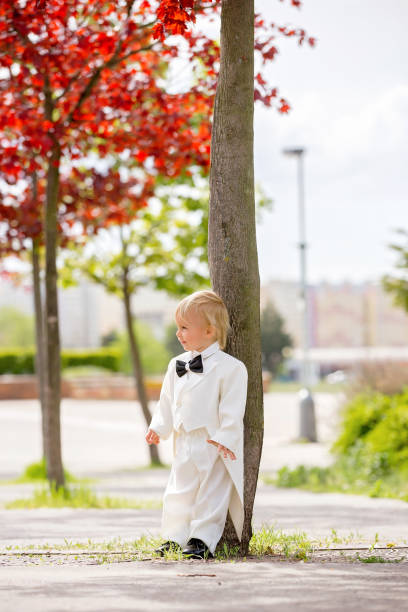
[175,290,231,349]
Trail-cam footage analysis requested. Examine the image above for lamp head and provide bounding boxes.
[282,147,306,157]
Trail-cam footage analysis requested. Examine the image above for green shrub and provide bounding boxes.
[0,347,121,374]
[272,388,408,502]
[330,391,392,455]
[14,458,78,483]
[114,320,171,376]
[276,464,331,488]
[61,348,121,372]
[0,347,36,374]
[365,394,408,469]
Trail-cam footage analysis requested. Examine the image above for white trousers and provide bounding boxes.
[161,425,233,555]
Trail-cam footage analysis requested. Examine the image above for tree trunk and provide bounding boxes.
[31,234,47,459]
[208,0,263,555]
[122,271,163,466]
[43,142,65,488]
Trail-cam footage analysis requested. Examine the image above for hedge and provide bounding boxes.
[0,347,121,375]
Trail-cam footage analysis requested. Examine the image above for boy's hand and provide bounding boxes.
[146,428,160,445]
[207,439,236,460]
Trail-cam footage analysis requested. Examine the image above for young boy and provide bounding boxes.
[145,290,248,559]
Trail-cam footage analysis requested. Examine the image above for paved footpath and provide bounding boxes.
[1,475,407,611]
[2,557,408,612]
[1,394,408,610]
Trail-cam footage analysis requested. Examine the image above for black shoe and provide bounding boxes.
[181,537,214,559]
[154,540,182,555]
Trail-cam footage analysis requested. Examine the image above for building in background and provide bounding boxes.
[59,283,179,348]
[0,278,179,348]
[261,278,408,379]
[262,278,408,348]
[1,278,408,375]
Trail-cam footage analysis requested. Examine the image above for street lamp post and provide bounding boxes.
[282,147,317,442]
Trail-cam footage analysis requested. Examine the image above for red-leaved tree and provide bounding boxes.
[0,0,214,487]
[1,0,315,505]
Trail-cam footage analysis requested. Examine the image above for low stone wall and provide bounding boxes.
[0,374,162,401]
[0,372,271,401]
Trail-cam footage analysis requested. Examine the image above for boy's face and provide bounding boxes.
[175,311,216,352]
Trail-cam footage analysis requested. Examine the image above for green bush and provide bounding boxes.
[331,387,408,472]
[365,398,408,470]
[272,387,408,502]
[61,348,121,372]
[276,464,331,488]
[0,347,121,374]
[14,458,78,483]
[0,347,36,374]
[330,390,392,455]
[113,319,171,376]
[0,323,171,375]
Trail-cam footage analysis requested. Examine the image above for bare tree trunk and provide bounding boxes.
[43,140,65,488]
[208,0,263,555]
[31,234,47,459]
[123,271,163,466]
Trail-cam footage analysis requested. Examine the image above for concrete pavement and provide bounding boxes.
[0,392,340,479]
[2,559,408,612]
[1,474,408,548]
[1,392,407,610]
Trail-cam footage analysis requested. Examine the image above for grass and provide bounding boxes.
[4,481,162,510]
[248,523,313,560]
[0,459,172,485]
[0,527,317,562]
[260,386,408,504]
[9,461,407,512]
[1,458,97,486]
[260,462,408,503]
[357,555,393,563]
[2,527,404,565]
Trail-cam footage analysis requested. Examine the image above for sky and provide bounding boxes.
[252,0,408,285]
[2,1,407,288]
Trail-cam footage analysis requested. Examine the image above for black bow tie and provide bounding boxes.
[176,354,203,377]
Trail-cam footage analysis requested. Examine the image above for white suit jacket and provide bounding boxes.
[148,340,248,540]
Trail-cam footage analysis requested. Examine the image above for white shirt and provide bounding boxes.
[174,340,220,431]
[190,339,220,362]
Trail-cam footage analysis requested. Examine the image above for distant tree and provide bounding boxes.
[115,319,171,376]
[164,321,183,356]
[0,306,35,347]
[261,300,293,376]
[58,170,211,465]
[100,330,121,347]
[382,228,408,312]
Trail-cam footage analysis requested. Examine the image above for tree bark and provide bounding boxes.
[43,142,65,488]
[123,270,163,466]
[208,0,263,555]
[31,234,47,459]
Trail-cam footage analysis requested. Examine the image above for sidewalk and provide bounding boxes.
[1,472,408,548]
[1,393,407,610]
[2,557,407,612]
[1,475,408,611]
